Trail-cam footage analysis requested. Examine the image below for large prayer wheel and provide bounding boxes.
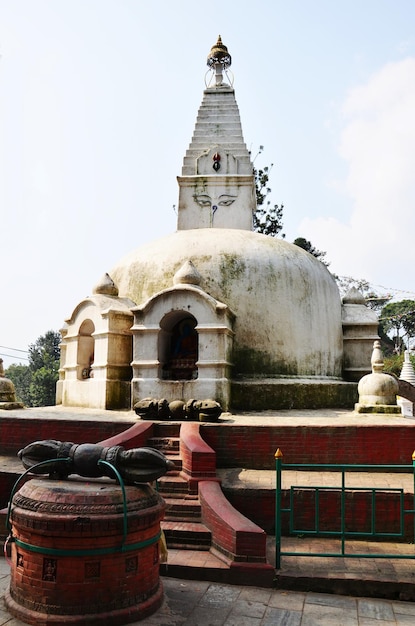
[4,478,165,625]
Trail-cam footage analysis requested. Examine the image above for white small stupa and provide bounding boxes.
[355,340,401,414]
[400,350,415,385]
[397,350,415,417]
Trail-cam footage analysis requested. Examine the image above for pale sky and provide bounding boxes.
[1,0,415,367]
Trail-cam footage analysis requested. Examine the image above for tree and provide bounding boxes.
[379,300,415,354]
[6,330,61,407]
[28,330,61,371]
[252,148,285,238]
[27,330,61,407]
[29,358,60,407]
[293,237,329,266]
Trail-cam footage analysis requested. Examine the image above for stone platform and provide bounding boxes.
[1,406,415,598]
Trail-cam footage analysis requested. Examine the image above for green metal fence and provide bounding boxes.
[275,449,415,569]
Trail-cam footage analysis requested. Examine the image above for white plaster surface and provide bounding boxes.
[111,228,343,379]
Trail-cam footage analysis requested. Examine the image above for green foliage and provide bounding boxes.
[383,352,415,376]
[383,353,405,376]
[29,359,60,407]
[293,237,329,266]
[28,330,61,371]
[379,300,415,353]
[6,330,61,407]
[252,148,285,238]
[5,364,32,405]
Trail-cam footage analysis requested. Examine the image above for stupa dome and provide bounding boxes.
[358,371,399,406]
[110,228,343,378]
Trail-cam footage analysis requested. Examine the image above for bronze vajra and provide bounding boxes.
[18,440,175,483]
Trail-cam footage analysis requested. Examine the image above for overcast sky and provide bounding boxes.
[1,1,415,367]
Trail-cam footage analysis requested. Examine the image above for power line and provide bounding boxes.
[0,345,29,354]
[338,276,415,299]
[0,352,29,362]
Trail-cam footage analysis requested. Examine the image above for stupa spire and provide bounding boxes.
[176,36,256,232]
[206,35,232,88]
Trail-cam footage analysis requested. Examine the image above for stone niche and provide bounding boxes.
[57,287,135,410]
[131,266,235,410]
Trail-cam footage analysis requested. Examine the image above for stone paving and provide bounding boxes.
[3,405,415,426]
[219,467,415,491]
[1,558,415,625]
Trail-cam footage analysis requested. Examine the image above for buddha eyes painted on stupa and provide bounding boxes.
[193,194,211,207]
[193,193,237,209]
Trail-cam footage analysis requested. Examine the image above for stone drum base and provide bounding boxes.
[4,585,164,626]
[4,478,165,626]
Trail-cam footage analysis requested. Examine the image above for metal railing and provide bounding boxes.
[275,449,415,569]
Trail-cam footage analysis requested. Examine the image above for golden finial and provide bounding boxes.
[207,35,232,70]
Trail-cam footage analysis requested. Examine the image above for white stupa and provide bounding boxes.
[57,37,377,411]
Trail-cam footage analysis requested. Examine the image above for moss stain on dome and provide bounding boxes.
[233,346,298,377]
[217,253,246,299]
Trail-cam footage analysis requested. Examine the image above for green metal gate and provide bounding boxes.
[275,449,415,569]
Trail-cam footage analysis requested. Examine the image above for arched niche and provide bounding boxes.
[159,312,198,380]
[77,319,95,380]
[131,284,235,409]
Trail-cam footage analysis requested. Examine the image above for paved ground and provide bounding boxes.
[1,559,415,625]
[4,405,415,426]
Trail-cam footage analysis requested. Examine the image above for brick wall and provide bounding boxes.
[201,424,415,468]
[0,417,132,455]
[223,487,414,540]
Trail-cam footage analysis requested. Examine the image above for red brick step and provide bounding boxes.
[161,520,211,550]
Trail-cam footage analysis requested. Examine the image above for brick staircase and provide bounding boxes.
[148,432,212,551]
[128,422,275,586]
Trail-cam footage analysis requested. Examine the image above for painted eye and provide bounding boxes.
[218,197,236,207]
[194,195,212,207]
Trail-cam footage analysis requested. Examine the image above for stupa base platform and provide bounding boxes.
[355,403,402,414]
[231,378,358,410]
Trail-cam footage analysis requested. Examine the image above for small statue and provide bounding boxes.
[185,398,222,421]
[134,398,222,421]
[18,440,175,483]
[133,398,170,420]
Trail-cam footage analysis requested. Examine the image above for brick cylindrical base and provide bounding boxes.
[4,478,165,625]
